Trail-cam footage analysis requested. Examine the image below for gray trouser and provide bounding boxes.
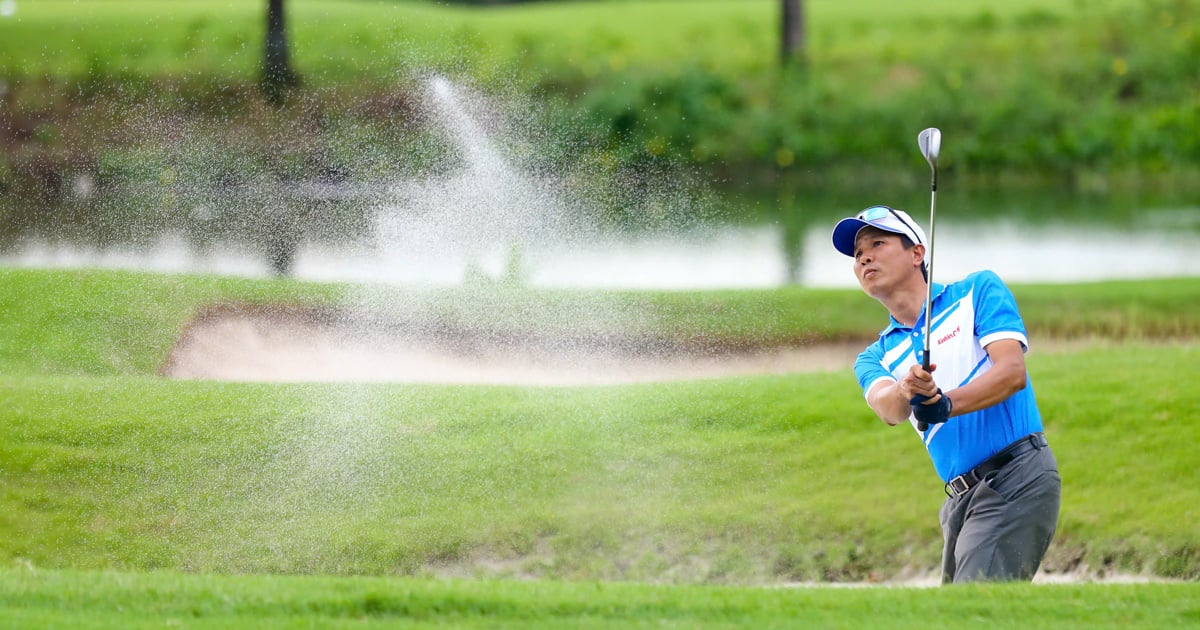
[939,441,1061,584]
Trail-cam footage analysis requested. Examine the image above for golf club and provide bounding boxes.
[916,127,941,431]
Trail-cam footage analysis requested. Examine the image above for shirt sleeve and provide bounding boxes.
[853,340,894,400]
[972,270,1030,350]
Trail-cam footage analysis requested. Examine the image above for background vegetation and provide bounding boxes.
[1,0,1198,201]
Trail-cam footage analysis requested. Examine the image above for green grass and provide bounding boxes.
[1,569,1198,629]
[1,346,1196,581]
[0,370,912,579]
[0,0,1148,80]
[0,268,343,376]
[1,268,1198,582]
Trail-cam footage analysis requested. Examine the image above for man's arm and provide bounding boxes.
[866,357,951,426]
[870,339,1027,426]
[866,378,914,426]
[942,338,1028,416]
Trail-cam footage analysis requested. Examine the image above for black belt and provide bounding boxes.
[945,432,1048,498]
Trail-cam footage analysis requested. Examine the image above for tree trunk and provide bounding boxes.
[781,0,806,66]
[262,0,299,105]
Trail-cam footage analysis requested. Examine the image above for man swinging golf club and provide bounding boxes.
[830,128,1061,583]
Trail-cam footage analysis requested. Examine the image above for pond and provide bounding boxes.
[1,183,1197,290]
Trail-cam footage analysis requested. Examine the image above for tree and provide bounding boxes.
[781,0,806,66]
[262,0,300,106]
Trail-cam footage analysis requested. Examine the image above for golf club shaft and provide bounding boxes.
[917,130,939,431]
[922,181,936,372]
[917,186,936,432]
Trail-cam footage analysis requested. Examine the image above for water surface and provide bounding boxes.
[2,187,1196,289]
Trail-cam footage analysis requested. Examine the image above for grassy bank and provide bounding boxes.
[1,569,1197,629]
[0,268,1197,581]
[2,0,1197,196]
[2,346,1197,581]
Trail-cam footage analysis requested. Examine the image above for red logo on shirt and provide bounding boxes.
[937,326,961,345]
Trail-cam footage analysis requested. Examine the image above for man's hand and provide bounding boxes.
[911,389,953,425]
[899,363,951,428]
[898,362,940,401]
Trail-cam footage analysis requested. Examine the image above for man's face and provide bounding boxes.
[852,227,923,296]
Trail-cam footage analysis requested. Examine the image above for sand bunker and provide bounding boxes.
[161,304,864,385]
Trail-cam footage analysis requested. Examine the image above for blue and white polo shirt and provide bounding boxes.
[853,270,1043,482]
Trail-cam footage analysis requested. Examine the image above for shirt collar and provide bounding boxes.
[881,282,948,334]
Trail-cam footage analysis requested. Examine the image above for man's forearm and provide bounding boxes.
[867,381,913,426]
[944,340,1029,416]
[945,364,1026,416]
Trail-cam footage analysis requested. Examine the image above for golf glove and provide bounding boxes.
[910,389,952,426]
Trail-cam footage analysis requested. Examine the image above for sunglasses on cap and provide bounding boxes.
[858,205,923,246]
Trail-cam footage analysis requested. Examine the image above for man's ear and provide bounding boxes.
[912,243,927,269]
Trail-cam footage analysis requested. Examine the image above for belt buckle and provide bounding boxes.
[946,475,972,497]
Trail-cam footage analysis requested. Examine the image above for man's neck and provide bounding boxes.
[877,281,929,329]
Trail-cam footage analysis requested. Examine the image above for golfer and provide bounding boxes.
[831,205,1061,584]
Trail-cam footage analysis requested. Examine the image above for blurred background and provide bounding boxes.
[1,0,1197,288]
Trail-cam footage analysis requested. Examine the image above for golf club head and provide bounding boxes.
[918,127,941,169]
